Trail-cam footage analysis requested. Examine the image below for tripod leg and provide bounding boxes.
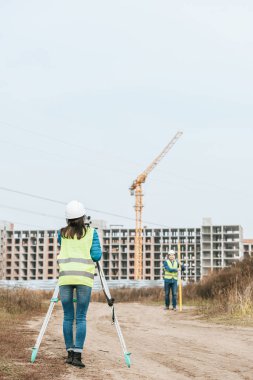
[31,285,59,363]
[113,310,131,368]
[97,263,131,368]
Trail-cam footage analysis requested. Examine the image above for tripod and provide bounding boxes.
[31,265,131,368]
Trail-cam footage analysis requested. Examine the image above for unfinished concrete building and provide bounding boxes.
[0,219,245,282]
[201,218,243,276]
[243,239,253,258]
[2,225,59,281]
[102,227,201,282]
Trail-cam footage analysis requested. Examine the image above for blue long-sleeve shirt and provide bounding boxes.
[57,228,102,262]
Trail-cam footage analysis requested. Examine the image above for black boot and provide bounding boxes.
[65,350,73,364]
[72,352,85,368]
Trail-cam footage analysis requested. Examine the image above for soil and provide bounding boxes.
[27,302,253,380]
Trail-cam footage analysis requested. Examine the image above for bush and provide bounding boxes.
[92,286,164,303]
[0,288,51,314]
[183,257,253,317]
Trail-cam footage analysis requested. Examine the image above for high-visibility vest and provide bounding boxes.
[164,260,178,280]
[57,227,95,287]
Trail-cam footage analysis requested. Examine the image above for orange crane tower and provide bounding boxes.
[129,131,183,280]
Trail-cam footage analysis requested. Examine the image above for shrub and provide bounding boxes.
[92,286,164,303]
[183,257,253,317]
[0,288,51,315]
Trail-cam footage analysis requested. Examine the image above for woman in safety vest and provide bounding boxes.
[57,200,102,368]
[163,250,184,311]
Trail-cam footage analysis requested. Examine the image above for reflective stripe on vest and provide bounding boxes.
[59,271,94,279]
[57,227,95,287]
[58,258,94,265]
[164,259,178,280]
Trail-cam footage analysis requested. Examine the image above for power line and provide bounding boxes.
[3,121,245,198]
[0,204,63,220]
[0,219,54,230]
[2,121,231,193]
[0,134,136,179]
[0,139,67,162]
[0,186,169,228]
[3,120,250,199]
[0,121,99,152]
[0,187,65,205]
[0,121,139,169]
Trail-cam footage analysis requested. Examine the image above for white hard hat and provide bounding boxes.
[65,200,86,219]
[169,250,175,256]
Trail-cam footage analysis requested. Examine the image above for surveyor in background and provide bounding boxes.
[57,200,102,368]
[163,250,184,311]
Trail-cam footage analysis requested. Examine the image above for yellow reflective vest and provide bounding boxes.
[164,259,178,280]
[57,227,95,287]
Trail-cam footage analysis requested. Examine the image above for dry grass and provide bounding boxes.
[0,288,50,315]
[0,286,164,380]
[91,286,164,304]
[1,257,252,379]
[0,289,62,380]
[183,257,253,323]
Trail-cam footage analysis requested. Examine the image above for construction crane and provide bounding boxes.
[129,131,183,280]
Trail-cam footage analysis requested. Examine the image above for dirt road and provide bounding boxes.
[28,302,253,380]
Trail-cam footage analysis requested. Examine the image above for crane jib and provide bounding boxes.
[129,131,183,280]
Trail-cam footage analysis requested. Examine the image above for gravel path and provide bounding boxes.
[28,302,253,380]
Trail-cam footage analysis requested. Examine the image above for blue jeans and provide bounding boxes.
[164,280,178,308]
[59,285,91,353]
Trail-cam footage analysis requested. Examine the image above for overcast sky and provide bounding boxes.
[0,1,252,236]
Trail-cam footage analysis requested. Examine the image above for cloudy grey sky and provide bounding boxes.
[0,1,252,236]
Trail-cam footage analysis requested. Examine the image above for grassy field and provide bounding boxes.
[91,285,164,304]
[93,257,253,325]
[1,258,252,378]
[0,286,165,380]
[183,257,253,325]
[0,289,62,380]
